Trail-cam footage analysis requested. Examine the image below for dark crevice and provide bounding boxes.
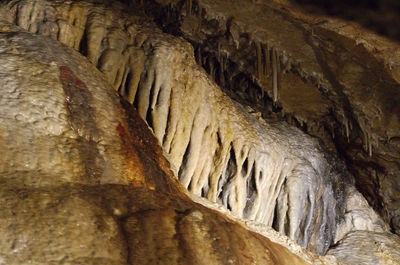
[271,200,280,232]
[216,130,222,148]
[78,28,88,57]
[145,78,156,129]
[290,0,400,41]
[145,105,153,129]
[162,92,173,146]
[132,88,140,110]
[201,183,209,198]
[124,71,133,97]
[243,165,256,216]
[217,144,236,203]
[155,84,163,107]
[241,157,248,176]
[118,216,133,265]
[301,194,313,247]
[178,138,192,181]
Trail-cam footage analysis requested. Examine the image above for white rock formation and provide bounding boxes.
[328,231,400,265]
[0,0,394,256]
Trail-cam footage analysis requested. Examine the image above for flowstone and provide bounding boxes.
[0,19,325,265]
[0,0,399,262]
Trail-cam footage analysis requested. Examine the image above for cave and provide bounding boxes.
[0,0,399,264]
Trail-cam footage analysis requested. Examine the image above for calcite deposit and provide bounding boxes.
[0,19,326,265]
[0,0,399,264]
[2,0,342,254]
[144,0,400,233]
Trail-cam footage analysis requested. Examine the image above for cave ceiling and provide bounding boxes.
[138,0,400,232]
[0,0,399,264]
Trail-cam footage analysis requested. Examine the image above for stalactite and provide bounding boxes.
[362,130,373,157]
[220,56,224,76]
[263,43,270,77]
[228,19,240,50]
[126,49,146,104]
[369,140,373,157]
[7,0,356,254]
[210,57,216,80]
[166,4,170,24]
[196,13,202,35]
[187,0,192,15]
[277,50,281,77]
[218,41,221,62]
[345,119,350,142]
[272,47,278,104]
[220,56,225,87]
[255,41,263,82]
[196,46,201,64]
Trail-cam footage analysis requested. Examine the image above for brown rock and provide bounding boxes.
[0,18,316,265]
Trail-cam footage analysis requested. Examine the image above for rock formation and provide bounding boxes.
[0,0,399,264]
[0,19,329,265]
[142,0,400,231]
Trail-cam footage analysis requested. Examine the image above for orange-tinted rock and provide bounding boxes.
[0,18,316,265]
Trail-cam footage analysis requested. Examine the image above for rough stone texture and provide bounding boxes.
[140,0,400,233]
[0,20,324,265]
[291,0,400,41]
[3,1,396,253]
[327,231,400,265]
[0,0,355,254]
[0,0,399,263]
[333,186,388,244]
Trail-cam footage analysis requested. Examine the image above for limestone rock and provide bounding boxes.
[334,186,388,244]
[142,0,400,231]
[328,231,400,265]
[0,18,324,265]
[0,0,399,263]
[1,0,398,257]
[0,0,346,254]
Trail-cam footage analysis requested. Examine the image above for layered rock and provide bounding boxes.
[141,0,400,232]
[0,0,345,254]
[0,0,399,264]
[0,1,396,253]
[328,231,400,265]
[0,20,328,264]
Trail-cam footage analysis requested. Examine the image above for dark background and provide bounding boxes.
[291,0,400,41]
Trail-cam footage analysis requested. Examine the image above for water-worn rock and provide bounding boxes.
[142,0,400,231]
[0,18,330,265]
[0,0,348,253]
[1,0,398,257]
[0,0,399,263]
[328,230,400,265]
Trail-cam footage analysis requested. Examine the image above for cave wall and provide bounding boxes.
[0,0,399,264]
[0,18,329,265]
[135,0,400,234]
[0,0,357,254]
